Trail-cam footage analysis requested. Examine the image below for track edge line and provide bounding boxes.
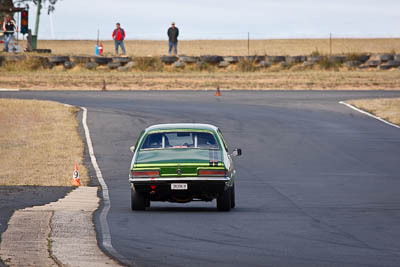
[339,101,400,129]
[81,107,131,266]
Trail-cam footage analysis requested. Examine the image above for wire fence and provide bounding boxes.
[20,31,400,41]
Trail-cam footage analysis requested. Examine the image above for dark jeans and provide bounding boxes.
[168,41,177,55]
[114,40,126,55]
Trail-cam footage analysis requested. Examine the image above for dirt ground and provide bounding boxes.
[0,99,88,186]
[348,98,400,125]
[28,38,400,56]
[1,68,400,90]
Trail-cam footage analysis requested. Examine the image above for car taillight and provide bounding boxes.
[198,170,226,176]
[131,170,160,177]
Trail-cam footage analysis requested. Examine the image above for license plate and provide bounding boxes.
[171,183,188,190]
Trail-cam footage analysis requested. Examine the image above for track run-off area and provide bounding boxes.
[1,90,400,267]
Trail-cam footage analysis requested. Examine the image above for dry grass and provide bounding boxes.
[347,98,400,125]
[0,69,400,90]
[0,99,89,186]
[18,38,400,56]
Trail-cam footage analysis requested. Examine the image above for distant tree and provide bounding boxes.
[1,0,14,9]
[12,0,61,36]
[0,0,16,25]
[14,0,60,15]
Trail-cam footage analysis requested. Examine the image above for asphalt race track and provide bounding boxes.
[1,90,400,267]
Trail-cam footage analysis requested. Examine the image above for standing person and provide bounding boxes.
[2,14,18,52]
[112,23,126,56]
[167,22,179,55]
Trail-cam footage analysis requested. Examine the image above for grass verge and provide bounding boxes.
[347,98,400,125]
[0,99,89,186]
[0,70,400,90]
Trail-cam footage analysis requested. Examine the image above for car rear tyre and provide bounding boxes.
[231,184,236,208]
[217,187,232,211]
[131,186,146,211]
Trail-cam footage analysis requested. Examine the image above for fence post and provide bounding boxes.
[248,32,250,56]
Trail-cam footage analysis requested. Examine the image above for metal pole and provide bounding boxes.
[17,9,20,42]
[247,32,250,56]
[329,33,332,55]
[34,0,42,36]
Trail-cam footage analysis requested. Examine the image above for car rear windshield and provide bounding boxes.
[141,132,218,150]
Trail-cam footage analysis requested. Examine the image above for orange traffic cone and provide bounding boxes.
[72,163,81,186]
[215,85,221,96]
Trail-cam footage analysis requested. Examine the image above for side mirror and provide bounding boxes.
[231,148,242,157]
[130,145,136,153]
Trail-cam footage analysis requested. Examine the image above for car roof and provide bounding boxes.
[145,123,219,133]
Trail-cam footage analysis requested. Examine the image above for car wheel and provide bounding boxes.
[230,184,236,209]
[131,185,146,211]
[217,187,231,211]
[145,197,151,208]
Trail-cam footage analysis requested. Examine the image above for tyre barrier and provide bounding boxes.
[307,56,323,63]
[245,56,265,62]
[70,56,91,64]
[345,60,361,67]
[160,56,178,64]
[266,56,286,63]
[63,61,75,69]
[366,60,381,68]
[223,56,239,63]
[180,56,198,63]
[286,56,306,63]
[200,55,224,64]
[112,57,132,65]
[371,54,394,62]
[48,56,70,64]
[92,56,112,65]
[33,49,52,53]
[1,53,400,71]
[107,62,121,69]
[173,61,185,68]
[218,61,230,68]
[86,62,97,70]
[328,55,346,63]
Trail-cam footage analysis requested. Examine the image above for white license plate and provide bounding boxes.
[171,183,188,190]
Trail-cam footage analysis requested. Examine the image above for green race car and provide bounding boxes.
[129,123,242,211]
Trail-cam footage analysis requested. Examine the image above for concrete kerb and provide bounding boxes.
[0,186,120,267]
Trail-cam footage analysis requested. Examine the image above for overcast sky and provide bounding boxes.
[15,0,400,40]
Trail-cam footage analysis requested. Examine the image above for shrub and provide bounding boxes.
[319,57,341,70]
[195,62,215,72]
[310,49,321,56]
[237,58,256,72]
[135,57,163,71]
[345,53,362,61]
[1,57,45,71]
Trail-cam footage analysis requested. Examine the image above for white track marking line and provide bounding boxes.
[0,89,19,91]
[81,107,129,266]
[339,101,400,129]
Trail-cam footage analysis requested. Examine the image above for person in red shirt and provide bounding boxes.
[112,23,126,55]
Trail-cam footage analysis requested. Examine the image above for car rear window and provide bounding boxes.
[141,132,218,150]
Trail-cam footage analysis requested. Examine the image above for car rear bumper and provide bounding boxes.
[129,176,230,182]
[130,176,231,197]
